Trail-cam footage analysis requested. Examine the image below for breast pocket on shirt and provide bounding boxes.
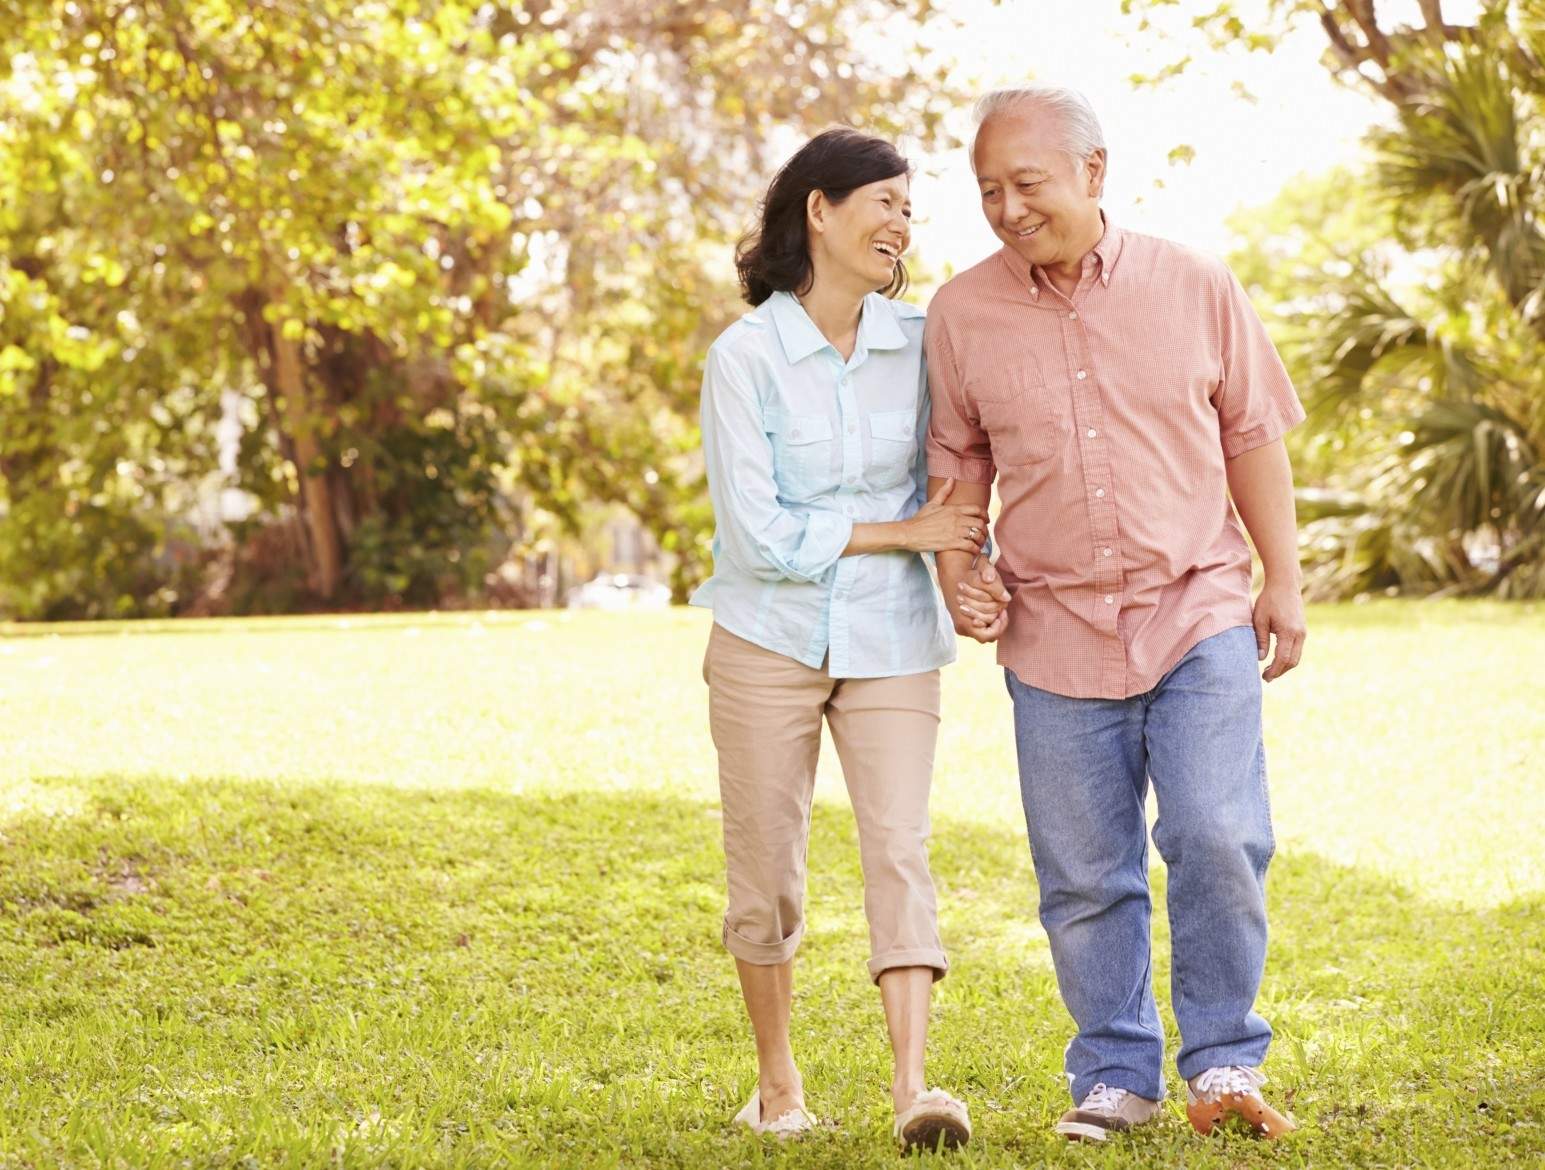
[765,409,834,497]
[867,408,916,490]
[975,367,1063,466]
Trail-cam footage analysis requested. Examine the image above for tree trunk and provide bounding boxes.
[269,308,345,600]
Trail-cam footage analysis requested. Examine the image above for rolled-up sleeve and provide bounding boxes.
[1213,266,1306,458]
[700,343,853,583]
[924,316,996,484]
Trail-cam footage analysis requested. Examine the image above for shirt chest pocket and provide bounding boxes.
[975,369,1064,466]
[764,409,835,497]
[866,408,916,489]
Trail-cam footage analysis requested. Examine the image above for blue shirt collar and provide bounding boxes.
[768,290,907,365]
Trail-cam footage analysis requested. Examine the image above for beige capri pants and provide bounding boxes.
[702,622,948,983]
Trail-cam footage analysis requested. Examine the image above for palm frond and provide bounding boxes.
[1300,272,1444,411]
[1395,399,1543,539]
[1373,42,1545,326]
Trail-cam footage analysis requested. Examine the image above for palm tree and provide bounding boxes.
[1287,21,1545,597]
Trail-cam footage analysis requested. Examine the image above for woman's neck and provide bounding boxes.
[796,268,869,362]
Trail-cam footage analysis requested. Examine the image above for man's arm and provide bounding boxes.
[928,476,1007,643]
[922,314,1008,641]
[1226,437,1305,681]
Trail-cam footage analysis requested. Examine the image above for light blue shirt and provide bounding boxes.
[689,290,956,678]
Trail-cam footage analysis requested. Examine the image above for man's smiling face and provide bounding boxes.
[972,110,1105,271]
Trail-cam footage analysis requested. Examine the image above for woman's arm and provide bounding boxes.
[701,345,854,584]
[843,478,986,556]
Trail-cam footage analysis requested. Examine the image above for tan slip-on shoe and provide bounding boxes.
[1185,1066,1296,1138]
[733,1088,818,1140]
[893,1088,971,1152]
[1054,1082,1163,1142]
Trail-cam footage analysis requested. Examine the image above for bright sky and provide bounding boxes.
[903,0,1465,281]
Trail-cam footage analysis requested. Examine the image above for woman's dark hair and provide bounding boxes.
[735,127,912,306]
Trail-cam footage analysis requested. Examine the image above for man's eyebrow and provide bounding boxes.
[976,166,1050,185]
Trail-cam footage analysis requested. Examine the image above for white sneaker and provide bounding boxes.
[733,1088,818,1140]
[893,1087,971,1151]
[1186,1066,1295,1138]
[1054,1082,1162,1142]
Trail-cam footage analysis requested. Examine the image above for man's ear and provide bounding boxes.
[1084,148,1107,199]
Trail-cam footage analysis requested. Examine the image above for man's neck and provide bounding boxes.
[1038,213,1106,298]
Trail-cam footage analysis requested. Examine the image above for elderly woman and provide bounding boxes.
[691,127,995,1151]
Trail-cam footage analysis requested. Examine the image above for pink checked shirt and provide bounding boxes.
[925,221,1305,699]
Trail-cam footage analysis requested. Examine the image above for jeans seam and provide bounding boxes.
[1256,745,1276,858]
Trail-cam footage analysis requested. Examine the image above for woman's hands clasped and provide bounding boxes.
[905,478,989,555]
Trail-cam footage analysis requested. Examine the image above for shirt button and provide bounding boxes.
[791,429,802,439]
[847,422,856,434]
[844,505,855,516]
[845,475,857,485]
[1095,487,1105,498]
[1068,311,1078,320]
[1105,594,1114,605]
[1103,547,1113,557]
[1086,428,1097,439]
[1076,370,1088,380]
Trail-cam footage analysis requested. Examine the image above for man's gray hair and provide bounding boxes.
[971,85,1106,169]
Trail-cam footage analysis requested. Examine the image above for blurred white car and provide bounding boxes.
[565,573,672,611]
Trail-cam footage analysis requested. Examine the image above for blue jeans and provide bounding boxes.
[1005,626,1275,1104]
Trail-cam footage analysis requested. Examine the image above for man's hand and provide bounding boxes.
[956,559,1011,643]
[1226,438,1306,682]
[1253,578,1306,682]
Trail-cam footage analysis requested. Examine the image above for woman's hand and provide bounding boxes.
[905,478,989,555]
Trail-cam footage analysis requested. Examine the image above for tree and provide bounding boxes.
[0,1,967,617]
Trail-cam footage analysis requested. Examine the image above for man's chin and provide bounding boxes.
[1000,234,1045,264]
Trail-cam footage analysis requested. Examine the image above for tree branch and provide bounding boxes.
[1343,0,1393,65]
[1318,4,1407,102]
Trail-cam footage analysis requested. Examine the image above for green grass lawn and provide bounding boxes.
[0,602,1541,1168]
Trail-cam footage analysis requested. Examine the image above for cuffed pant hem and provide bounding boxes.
[1176,1042,1272,1084]
[723,918,804,966]
[867,947,949,985]
[1069,1068,1168,1106]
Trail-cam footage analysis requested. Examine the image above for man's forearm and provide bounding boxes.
[1226,438,1301,584]
[936,549,979,631]
[927,475,993,629]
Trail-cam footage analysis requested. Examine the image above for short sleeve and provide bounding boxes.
[924,314,996,484]
[1213,266,1306,458]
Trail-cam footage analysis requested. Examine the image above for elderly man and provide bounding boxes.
[926,85,1304,1142]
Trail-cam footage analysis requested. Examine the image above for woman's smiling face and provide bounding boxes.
[811,174,912,292]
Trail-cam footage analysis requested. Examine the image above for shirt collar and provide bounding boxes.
[768,290,907,364]
[997,212,1124,298]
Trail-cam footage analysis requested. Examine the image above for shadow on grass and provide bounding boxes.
[0,776,1540,1169]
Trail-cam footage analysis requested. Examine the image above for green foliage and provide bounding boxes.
[0,1,968,616]
[1210,5,1545,598]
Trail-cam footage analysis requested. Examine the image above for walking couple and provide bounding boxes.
[691,85,1307,1151]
